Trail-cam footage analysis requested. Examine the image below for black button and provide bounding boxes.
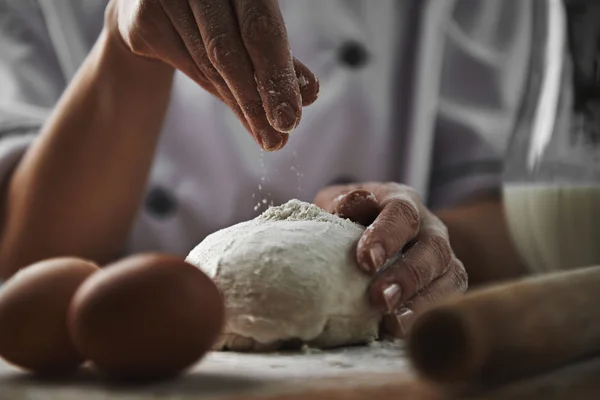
[338,41,369,69]
[145,187,177,218]
[329,176,357,186]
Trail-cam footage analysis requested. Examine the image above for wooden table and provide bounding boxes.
[4,340,599,399]
[0,341,439,399]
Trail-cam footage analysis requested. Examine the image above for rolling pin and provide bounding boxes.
[464,354,600,400]
[406,264,600,386]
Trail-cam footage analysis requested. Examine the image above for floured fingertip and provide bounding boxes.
[300,75,320,107]
[272,102,299,133]
[261,132,289,152]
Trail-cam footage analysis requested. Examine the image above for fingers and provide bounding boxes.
[382,260,468,338]
[119,0,318,150]
[137,0,317,150]
[381,308,413,341]
[159,0,311,150]
[189,0,287,150]
[335,190,380,227]
[369,226,455,313]
[356,194,420,274]
[160,1,238,108]
[116,0,221,99]
[159,0,269,149]
[232,0,302,133]
[294,58,320,106]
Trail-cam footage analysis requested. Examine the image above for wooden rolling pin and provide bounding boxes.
[406,264,600,386]
[464,354,600,400]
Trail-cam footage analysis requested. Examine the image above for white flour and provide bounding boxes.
[197,340,407,379]
[257,199,358,227]
[186,200,382,351]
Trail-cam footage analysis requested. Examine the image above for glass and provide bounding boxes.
[503,0,600,273]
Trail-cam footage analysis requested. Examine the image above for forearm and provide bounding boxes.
[436,198,528,287]
[0,30,174,279]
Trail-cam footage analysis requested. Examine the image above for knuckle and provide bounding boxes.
[201,59,222,81]
[419,287,438,304]
[400,259,428,294]
[195,44,213,69]
[429,234,453,267]
[387,198,419,231]
[451,261,469,292]
[206,33,239,74]
[241,12,284,45]
[427,212,449,235]
[183,37,218,79]
[386,182,418,198]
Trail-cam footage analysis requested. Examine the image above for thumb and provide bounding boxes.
[336,189,380,226]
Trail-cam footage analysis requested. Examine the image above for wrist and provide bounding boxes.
[96,28,175,86]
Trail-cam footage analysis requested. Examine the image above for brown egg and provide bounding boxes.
[68,253,224,381]
[0,257,100,375]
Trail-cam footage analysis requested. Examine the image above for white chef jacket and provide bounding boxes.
[0,0,536,257]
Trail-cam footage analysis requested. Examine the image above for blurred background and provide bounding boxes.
[0,0,599,272]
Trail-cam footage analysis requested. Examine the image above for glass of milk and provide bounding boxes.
[503,0,600,273]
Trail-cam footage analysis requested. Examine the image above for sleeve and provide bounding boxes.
[427,0,534,209]
[0,0,66,189]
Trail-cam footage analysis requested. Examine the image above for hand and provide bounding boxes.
[314,182,468,338]
[105,0,320,151]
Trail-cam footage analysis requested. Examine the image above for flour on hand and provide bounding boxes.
[185,199,382,352]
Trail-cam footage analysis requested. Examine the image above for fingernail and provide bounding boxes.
[396,308,415,339]
[297,74,308,88]
[260,131,285,151]
[369,243,386,271]
[383,283,401,313]
[272,103,298,133]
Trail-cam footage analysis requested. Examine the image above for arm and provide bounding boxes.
[0,0,321,280]
[0,28,174,279]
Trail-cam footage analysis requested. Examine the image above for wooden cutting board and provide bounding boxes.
[0,341,441,399]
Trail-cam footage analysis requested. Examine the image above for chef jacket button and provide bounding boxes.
[329,176,357,185]
[338,41,369,69]
[145,187,177,218]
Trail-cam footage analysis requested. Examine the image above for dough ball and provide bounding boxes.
[186,200,382,351]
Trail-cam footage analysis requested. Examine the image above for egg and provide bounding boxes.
[68,253,224,381]
[0,257,100,375]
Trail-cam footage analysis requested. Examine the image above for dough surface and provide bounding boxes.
[185,200,382,351]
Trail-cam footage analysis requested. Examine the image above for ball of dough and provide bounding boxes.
[185,200,382,351]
